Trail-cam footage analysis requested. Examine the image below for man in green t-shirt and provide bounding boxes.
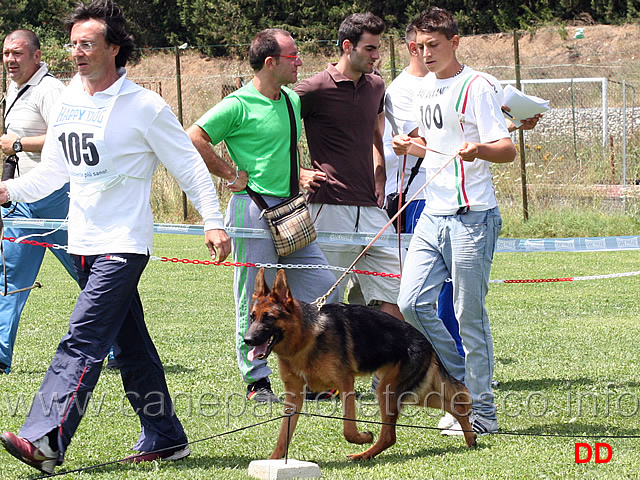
[188,29,337,403]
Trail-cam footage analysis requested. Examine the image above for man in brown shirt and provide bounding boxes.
[295,12,402,319]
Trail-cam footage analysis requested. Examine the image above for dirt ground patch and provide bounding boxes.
[126,24,640,127]
[128,24,640,223]
[458,24,639,67]
[128,24,640,82]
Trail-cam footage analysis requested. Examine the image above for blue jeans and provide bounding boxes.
[398,207,502,419]
[405,200,464,357]
[0,186,77,371]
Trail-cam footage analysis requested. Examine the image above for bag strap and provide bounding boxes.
[245,88,298,211]
[3,72,54,131]
[245,185,269,211]
[281,89,298,197]
[402,156,424,196]
[3,85,31,131]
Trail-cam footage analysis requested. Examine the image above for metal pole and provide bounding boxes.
[514,30,528,221]
[389,36,397,81]
[175,46,188,220]
[602,78,608,147]
[622,80,627,212]
[571,78,578,166]
[175,47,184,125]
[632,85,636,136]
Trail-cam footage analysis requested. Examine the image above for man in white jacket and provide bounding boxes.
[0,0,230,474]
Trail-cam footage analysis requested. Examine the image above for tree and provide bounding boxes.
[119,0,189,47]
[0,0,636,56]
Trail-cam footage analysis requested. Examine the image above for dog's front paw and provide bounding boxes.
[344,430,374,444]
[347,451,374,462]
[362,431,374,444]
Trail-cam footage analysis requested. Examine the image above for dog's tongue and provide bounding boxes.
[248,342,269,362]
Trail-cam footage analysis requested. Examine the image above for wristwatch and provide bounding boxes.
[12,137,22,153]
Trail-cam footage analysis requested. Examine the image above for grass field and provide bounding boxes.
[1,233,640,479]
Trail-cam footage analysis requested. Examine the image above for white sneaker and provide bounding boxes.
[441,412,498,436]
[437,412,457,430]
[440,412,498,436]
[470,412,498,435]
[440,418,464,436]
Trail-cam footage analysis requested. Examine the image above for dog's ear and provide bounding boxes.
[272,269,293,304]
[253,268,270,297]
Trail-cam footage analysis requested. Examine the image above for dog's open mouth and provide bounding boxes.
[248,335,277,362]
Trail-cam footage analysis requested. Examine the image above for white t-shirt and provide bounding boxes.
[384,68,426,200]
[382,118,400,196]
[6,70,224,255]
[413,66,510,215]
[4,63,64,176]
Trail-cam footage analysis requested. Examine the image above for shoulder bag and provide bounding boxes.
[245,90,317,256]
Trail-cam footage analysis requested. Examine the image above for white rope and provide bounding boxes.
[572,271,640,281]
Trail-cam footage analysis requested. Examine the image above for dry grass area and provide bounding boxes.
[458,24,639,68]
[126,24,640,129]
[126,24,640,132]
[128,24,640,90]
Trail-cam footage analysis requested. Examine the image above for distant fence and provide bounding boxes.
[3,26,639,220]
[133,31,640,217]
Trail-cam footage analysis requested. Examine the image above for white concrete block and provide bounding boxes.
[248,459,322,479]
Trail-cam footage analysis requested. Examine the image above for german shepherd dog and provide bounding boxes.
[244,268,477,461]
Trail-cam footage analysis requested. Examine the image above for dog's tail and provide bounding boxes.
[423,357,472,416]
[393,351,471,416]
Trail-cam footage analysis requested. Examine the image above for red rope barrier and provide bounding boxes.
[159,257,256,268]
[4,237,55,249]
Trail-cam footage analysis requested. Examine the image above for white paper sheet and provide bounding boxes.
[502,84,550,127]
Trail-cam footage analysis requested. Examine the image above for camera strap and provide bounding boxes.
[3,85,31,133]
[3,71,55,132]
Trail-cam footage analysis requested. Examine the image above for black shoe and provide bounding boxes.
[0,363,9,374]
[247,378,280,403]
[123,445,190,463]
[105,348,119,370]
[305,388,339,401]
[106,357,119,370]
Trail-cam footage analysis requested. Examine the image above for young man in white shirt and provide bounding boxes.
[393,7,515,435]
